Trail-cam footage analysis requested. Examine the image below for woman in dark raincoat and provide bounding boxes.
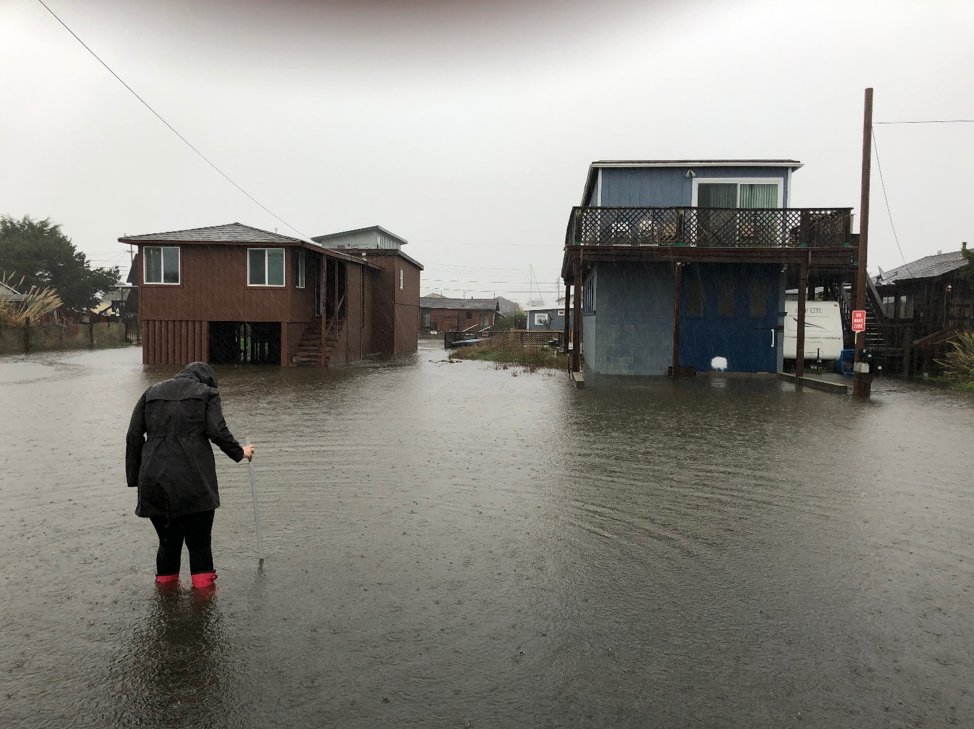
[126,362,254,588]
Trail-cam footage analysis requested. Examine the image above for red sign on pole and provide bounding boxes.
[852,309,867,332]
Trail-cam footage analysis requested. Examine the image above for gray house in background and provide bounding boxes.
[0,281,25,303]
[311,225,407,251]
[526,296,574,332]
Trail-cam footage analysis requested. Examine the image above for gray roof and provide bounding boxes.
[420,297,500,311]
[876,250,967,285]
[312,226,408,246]
[119,222,306,245]
[592,159,803,168]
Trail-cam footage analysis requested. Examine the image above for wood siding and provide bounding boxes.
[136,243,379,366]
[142,320,208,365]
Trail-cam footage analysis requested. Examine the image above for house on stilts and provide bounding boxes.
[560,160,859,377]
[121,222,422,366]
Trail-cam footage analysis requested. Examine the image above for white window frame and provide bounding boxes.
[400,269,404,290]
[248,248,286,287]
[690,178,785,208]
[143,246,180,285]
[295,249,306,289]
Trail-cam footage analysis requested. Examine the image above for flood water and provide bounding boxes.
[2,339,974,728]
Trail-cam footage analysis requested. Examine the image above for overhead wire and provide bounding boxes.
[870,129,908,267]
[35,0,309,240]
[874,119,974,125]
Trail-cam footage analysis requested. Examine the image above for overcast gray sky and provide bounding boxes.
[2,0,972,305]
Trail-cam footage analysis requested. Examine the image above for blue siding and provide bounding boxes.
[586,262,674,375]
[598,165,791,207]
[678,264,781,373]
[601,168,689,207]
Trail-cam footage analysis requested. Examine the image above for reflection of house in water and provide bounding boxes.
[419,297,499,333]
[120,222,421,366]
[560,160,859,376]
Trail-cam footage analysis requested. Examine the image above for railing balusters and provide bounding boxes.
[565,206,854,249]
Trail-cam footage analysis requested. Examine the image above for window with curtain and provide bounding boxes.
[739,184,778,209]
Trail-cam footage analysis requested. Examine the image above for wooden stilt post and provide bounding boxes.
[797,260,808,381]
[854,87,873,397]
[564,282,571,355]
[672,262,682,378]
[572,263,582,372]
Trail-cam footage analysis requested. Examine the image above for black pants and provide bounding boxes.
[149,510,215,575]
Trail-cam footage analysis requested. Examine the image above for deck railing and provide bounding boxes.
[565,207,854,249]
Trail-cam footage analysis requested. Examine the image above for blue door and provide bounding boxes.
[679,264,778,373]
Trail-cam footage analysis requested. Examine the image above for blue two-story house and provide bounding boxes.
[560,160,856,376]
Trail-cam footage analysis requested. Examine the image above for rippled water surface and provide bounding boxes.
[3,341,974,727]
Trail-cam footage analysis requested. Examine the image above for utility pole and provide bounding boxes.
[853,87,873,397]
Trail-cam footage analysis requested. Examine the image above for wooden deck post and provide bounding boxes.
[326,255,328,367]
[796,260,808,380]
[672,262,681,378]
[564,282,571,355]
[572,264,582,372]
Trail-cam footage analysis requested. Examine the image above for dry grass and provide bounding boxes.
[0,274,62,327]
[449,334,569,370]
[936,331,974,381]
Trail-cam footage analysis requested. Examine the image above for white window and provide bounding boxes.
[295,249,306,289]
[248,248,285,287]
[691,178,784,208]
[534,313,550,326]
[144,246,180,284]
[400,269,404,290]
[557,309,565,316]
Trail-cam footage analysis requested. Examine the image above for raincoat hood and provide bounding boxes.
[175,361,218,389]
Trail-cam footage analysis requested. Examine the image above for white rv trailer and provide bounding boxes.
[783,299,844,361]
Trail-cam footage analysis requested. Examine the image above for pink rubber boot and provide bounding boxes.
[155,573,180,585]
[191,571,217,589]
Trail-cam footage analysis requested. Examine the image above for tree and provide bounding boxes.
[959,246,974,287]
[0,215,120,311]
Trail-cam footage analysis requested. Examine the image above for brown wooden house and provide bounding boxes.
[873,244,973,373]
[418,297,500,333]
[120,222,422,366]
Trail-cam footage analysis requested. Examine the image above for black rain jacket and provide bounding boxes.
[126,362,244,519]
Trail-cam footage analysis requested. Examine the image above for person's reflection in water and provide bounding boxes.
[115,588,239,728]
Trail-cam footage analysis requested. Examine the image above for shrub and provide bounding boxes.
[0,274,62,327]
[936,331,974,380]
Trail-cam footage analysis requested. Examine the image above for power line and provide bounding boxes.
[35,0,308,240]
[871,129,908,267]
[874,119,974,125]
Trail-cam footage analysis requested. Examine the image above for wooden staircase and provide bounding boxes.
[292,317,342,367]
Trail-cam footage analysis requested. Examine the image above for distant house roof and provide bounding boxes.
[119,222,306,245]
[581,159,803,206]
[423,292,446,298]
[312,226,408,246]
[876,250,967,285]
[420,297,499,311]
[0,281,25,302]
